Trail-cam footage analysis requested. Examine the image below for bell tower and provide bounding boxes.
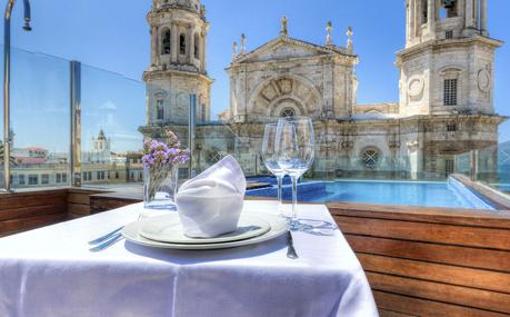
[398,0,502,116]
[143,0,212,127]
[406,0,489,47]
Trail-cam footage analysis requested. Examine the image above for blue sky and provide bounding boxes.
[4,0,510,151]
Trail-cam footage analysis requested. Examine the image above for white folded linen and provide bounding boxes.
[176,155,246,238]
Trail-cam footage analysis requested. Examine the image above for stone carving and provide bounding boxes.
[477,67,491,92]
[346,26,353,50]
[407,75,424,100]
[325,21,333,46]
[232,41,238,59]
[280,16,288,38]
[240,33,247,54]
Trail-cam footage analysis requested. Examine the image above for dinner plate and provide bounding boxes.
[121,212,288,250]
[139,213,271,244]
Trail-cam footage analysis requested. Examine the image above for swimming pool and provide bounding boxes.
[246,178,494,210]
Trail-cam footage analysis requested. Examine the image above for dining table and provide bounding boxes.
[0,200,379,317]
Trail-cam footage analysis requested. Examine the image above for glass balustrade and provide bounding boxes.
[0,44,509,204]
[1,47,70,190]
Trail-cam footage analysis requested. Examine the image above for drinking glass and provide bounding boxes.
[275,117,315,229]
[261,123,285,214]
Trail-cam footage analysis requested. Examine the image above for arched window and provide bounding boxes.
[361,147,380,170]
[440,0,458,20]
[161,28,171,55]
[179,33,186,55]
[156,100,164,120]
[194,33,200,59]
[421,0,428,24]
[280,107,295,118]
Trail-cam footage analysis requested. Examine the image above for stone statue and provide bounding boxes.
[240,33,247,54]
[346,26,353,50]
[280,16,288,37]
[232,41,238,59]
[326,21,333,46]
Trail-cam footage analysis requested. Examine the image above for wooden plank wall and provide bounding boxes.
[67,188,104,219]
[328,202,510,317]
[0,189,68,237]
[89,192,142,213]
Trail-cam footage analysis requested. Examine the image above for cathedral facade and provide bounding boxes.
[142,0,505,180]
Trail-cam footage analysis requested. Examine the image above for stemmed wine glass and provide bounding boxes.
[275,116,315,229]
[261,123,285,214]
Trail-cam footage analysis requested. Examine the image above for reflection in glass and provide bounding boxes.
[261,123,285,214]
[275,117,315,228]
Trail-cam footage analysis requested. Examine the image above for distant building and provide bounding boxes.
[142,0,505,180]
[9,130,143,188]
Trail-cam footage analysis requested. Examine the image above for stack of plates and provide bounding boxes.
[121,212,288,250]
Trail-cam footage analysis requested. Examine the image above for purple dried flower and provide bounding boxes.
[143,133,189,168]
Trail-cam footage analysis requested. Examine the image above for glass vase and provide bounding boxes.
[143,163,179,211]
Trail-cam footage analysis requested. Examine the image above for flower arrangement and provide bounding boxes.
[142,130,190,209]
[142,131,190,168]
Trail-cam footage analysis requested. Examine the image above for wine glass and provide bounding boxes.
[275,117,315,229]
[261,123,285,215]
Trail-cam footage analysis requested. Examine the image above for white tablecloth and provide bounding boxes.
[0,201,378,317]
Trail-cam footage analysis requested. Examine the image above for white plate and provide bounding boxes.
[139,214,271,244]
[122,212,288,250]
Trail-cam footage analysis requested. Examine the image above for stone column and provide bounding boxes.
[187,27,193,64]
[465,0,474,29]
[480,0,488,35]
[414,0,419,38]
[171,23,178,63]
[406,1,411,44]
[201,31,206,72]
[425,0,436,39]
[151,26,159,66]
[474,0,480,29]
[200,24,209,73]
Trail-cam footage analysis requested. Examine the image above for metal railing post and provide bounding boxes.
[70,61,82,187]
[3,0,32,192]
[188,94,196,177]
[470,149,479,182]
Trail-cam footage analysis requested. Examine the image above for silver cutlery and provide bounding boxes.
[89,233,123,252]
[286,230,298,259]
[88,226,124,246]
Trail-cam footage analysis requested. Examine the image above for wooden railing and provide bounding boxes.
[328,202,510,317]
[0,189,68,237]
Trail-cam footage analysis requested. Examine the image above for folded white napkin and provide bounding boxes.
[175,155,246,238]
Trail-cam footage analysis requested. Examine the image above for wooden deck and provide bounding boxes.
[1,188,510,316]
[329,202,510,317]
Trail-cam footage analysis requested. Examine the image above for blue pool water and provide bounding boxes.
[246,178,494,210]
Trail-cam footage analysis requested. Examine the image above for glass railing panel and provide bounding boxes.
[453,144,510,196]
[143,83,191,180]
[4,47,71,189]
[195,120,242,175]
[477,145,499,184]
[497,142,510,194]
[80,65,146,190]
[454,151,472,179]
